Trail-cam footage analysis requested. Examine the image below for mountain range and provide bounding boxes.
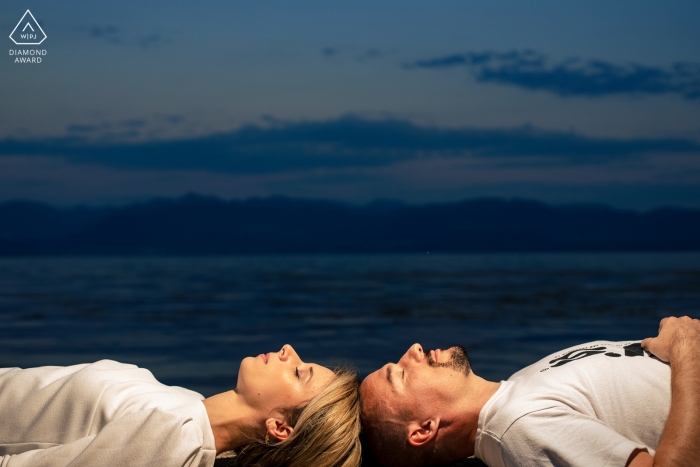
[1,195,698,254]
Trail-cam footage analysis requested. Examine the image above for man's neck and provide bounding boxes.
[202,390,260,454]
[450,375,501,459]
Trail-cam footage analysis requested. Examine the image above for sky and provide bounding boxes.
[1,0,700,209]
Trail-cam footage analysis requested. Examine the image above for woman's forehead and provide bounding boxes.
[307,364,335,389]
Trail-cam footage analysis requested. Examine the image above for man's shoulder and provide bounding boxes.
[476,396,567,467]
[481,389,563,441]
[478,379,558,448]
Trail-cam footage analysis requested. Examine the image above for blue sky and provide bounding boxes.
[1,0,699,208]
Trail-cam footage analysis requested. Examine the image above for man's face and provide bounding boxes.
[361,343,471,425]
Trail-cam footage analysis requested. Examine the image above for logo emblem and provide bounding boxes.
[9,10,47,45]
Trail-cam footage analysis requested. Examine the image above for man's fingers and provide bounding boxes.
[643,316,700,363]
[641,338,658,353]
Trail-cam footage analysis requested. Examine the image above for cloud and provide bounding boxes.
[321,46,390,61]
[164,115,184,124]
[2,116,699,174]
[357,48,383,61]
[321,47,337,57]
[137,34,163,49]
[89,25,120,43]
[406,50,700,100]
[65,120,147,139]
[86,25,165,49]
[121,119,147,129]
[67,125,98,133]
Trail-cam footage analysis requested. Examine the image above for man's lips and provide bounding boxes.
[259,353,269,364]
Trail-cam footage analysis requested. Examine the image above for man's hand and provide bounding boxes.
[641,316,700,363]
[640,315,700,467]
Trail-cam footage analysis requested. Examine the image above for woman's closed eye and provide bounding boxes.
[295,367,299,379]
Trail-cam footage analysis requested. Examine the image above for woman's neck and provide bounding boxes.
[202,390,261,454]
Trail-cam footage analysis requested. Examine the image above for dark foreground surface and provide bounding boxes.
[438,459,487,467]
[213,455,487,467]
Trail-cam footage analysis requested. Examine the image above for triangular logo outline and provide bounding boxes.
[9,10,47,45]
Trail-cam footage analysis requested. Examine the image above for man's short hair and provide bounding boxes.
[360,385,430,467]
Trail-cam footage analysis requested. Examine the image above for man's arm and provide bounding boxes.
[627,316,700,467]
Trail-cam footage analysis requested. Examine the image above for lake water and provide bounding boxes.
[1,253,698,396]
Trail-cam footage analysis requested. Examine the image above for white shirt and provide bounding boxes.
[475,341,671,467]
[0,360,217,467]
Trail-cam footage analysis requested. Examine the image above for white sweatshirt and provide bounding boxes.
[0,360,217,467]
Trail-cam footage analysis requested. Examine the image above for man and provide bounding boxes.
[361,316,700,467]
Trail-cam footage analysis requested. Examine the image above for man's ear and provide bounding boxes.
[407,418,439,447]
[265,418,294,441]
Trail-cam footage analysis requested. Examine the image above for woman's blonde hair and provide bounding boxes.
[236,367,362,467]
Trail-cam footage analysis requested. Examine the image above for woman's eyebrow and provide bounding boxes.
[308,366,314,384]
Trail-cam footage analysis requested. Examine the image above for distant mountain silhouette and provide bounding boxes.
[0,194,699,254]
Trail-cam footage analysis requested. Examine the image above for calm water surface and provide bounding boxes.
[1,253,698,396]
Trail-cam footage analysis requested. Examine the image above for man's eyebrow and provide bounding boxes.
[386,366,393,384]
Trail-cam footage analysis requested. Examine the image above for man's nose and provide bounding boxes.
[401,343,424,364]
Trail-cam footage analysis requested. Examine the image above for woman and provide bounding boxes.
[0,345,362,467]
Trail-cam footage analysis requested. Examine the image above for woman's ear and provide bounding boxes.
[407,419,439,447]
[265,418,294,441]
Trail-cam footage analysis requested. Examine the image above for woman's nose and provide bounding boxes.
[279,344,299,363]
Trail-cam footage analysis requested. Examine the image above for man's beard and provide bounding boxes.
[426,344,471,376]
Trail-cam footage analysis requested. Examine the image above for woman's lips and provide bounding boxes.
[259,353,268,364]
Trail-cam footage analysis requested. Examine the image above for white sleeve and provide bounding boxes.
[0,407,212,467]
[500,407,648,467]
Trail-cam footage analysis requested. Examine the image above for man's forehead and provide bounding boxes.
[362,367,394,399]
[361,370,403,421]
[361,368,381,394]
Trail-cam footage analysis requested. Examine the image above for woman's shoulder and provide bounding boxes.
[81,359,147,373]
[0,360,158,395]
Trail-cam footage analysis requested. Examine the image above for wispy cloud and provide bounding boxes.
[121,119,147,129]
[3,116,699,174]
[406,50,700,100]
[321,47,337,58]
[64,119,147,140]
[136,34,163,49]
[164,115,184,124]
[89,25,121,44]
[67,125,99,133]
[86,25,166,49]
[321,46,392,61]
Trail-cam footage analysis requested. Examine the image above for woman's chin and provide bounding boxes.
[236,357,255,383]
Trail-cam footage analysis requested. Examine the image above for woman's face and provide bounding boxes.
[237,344,335,417]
